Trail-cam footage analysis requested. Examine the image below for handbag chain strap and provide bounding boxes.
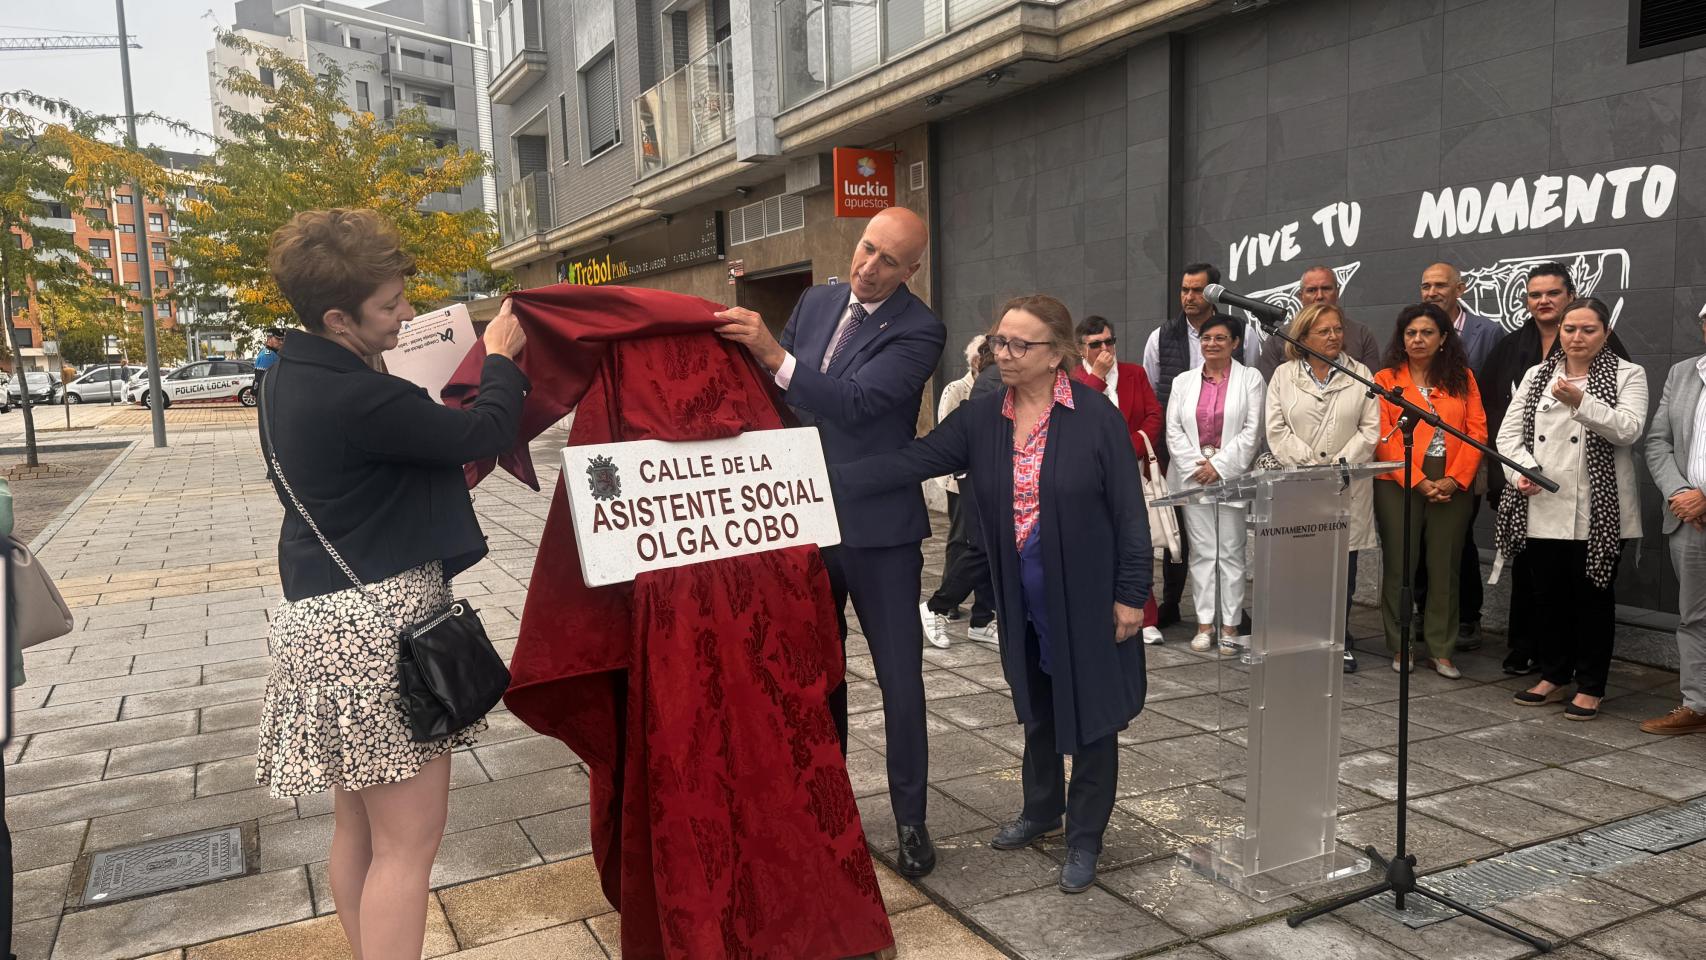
[259,363,385,617]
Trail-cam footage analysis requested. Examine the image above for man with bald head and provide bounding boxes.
[717,205,946,877]
[1253,265,1383,380]
[1420,262,1503,374]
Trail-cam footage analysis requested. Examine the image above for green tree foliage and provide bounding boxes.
[178,29,497,332]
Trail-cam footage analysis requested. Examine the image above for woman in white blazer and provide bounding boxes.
[1166,314,1266,654]
[1264,303,1380,674]
[1494,297,1646,721]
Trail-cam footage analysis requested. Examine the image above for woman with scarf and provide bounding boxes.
[1495,297,1647,720]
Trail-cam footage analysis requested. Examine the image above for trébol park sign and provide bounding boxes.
[1220,161,1678,334]
[556,211,726,286]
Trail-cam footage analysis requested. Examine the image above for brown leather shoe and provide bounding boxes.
[1640,705,1706,735]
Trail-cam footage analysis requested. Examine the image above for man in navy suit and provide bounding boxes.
[715,206,946,877]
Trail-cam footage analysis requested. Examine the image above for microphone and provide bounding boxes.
[1204,283,1288,325]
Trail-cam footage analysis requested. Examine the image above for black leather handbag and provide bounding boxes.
[261,369,509,742]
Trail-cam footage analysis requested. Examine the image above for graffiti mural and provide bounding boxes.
[1459,249,1629,333]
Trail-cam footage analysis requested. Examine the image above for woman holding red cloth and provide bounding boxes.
[833,295,1151,894]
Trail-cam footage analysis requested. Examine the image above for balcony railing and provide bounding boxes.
[498,171,552,245]
[777,0,1010,109]
[633,37,734,178]
[387,98,458,129]
[392,51,455,83]
[488,0,546,104]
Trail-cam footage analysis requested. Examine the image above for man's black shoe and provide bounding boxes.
[897,824,936,877]
[1156,602,1181,628]
[991,816,1063,850]
[1343,651,1358,673]
[1502,656,1538,676]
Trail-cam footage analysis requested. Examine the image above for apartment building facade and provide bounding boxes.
[211,0,498,216]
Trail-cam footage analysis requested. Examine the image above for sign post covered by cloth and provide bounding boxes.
[833,147,897,217]
[564,429,839,586]
[442,284,893,960]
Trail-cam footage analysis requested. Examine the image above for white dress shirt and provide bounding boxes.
[1688,355,1706,491]
[1141,317,1262,387]
[774,290,890,390]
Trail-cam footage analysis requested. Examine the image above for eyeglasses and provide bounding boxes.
[989,335,1049,358]
[1083,337,1116,349]
[1309,327,1345,339]
[1199,335,1234,345]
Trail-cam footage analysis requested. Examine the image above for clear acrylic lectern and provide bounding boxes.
[1151,462,1399,901]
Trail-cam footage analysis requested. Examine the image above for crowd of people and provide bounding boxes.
[232,204,1706,959]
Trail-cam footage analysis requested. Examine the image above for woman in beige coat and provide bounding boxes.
[1264,302,1380,673]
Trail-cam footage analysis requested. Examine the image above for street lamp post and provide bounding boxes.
[114,0,166,448]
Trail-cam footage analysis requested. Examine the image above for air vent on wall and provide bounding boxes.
[1629,0,1706,62]
[909,161,925,192]
[728,194,806,246]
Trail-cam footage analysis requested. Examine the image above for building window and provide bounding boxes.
[90,238,111,259]
[8,296,27,314]
[148,213,163,231]
[355,80,370,112]
[154,270,170,288]
[151,242,166,261]
[116,223,135,234]
[11,329,31,348]
[113,194,133,205]
[94,268,114,282]
[579,48,619,160]
[126,281,141,292]
[122,252,138,263]
[84,206,106,221]
[259,66,275,87]
[1629,0,1706,62]
[558,94,570,164]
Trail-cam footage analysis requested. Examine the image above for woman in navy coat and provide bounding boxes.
[834,294,1151,893]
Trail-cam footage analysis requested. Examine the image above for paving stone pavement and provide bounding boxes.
[8,422,1706,959]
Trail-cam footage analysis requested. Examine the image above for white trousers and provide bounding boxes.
[1182,502,1247,628]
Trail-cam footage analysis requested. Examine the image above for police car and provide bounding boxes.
[128,360,257,409]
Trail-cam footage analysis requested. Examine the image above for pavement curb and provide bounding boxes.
[29,437,142,555]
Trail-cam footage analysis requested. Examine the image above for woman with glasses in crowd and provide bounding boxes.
[1372,303,1485,679]
[1264,302,1380,673]
[832,294,1150,895]
[1164,315,1266,654]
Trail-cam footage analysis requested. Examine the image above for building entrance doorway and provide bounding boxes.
[736,264,814,338]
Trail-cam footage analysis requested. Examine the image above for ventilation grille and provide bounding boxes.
[729,194,806,246]
[1631,0,1706,61]
[909,161,926,192]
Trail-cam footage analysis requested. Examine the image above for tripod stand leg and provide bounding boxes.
[1409,885,1553,952]
[1285,880,1393,928]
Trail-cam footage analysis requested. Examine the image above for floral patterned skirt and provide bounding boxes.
[255,561,483,798]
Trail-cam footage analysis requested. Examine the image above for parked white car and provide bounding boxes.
[62,364,140,404]
[128,360,257,409]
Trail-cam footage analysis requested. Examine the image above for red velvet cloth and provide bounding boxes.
[445,285,893,960]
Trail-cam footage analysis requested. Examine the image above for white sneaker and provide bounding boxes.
[1141,626,1164,645]
[967,622,999,645]
[919,602,950,649]
[1190,632,1214,652]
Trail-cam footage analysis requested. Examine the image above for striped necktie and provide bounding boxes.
[825,302,869,368]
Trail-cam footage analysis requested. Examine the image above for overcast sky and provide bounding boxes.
[0,1,380,155]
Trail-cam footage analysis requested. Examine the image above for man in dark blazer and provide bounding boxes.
[716,206,946,877]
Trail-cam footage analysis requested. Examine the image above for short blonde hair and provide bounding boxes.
[268,208,417,332]
[1284,302,1346,362]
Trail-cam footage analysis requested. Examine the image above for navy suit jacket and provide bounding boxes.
[782,281,945,548]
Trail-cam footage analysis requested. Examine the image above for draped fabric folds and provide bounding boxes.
[444,285,893,960]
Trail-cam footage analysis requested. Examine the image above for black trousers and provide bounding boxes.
[824,544,930,825]
[1505,549,1539,666]
[1018,628,1119,854]
[1414,494,1484,623]
[1527,538,1616,697]
[928,491,995,627]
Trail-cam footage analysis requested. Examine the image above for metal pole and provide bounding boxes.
[115,0,166,448]
[0,236,39,466]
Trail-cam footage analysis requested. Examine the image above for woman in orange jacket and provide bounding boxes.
[1372,303,1487,679]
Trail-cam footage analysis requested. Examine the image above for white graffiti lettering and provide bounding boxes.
[1412,164,1675,240]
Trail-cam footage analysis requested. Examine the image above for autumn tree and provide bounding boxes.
[178,29,497,332]
[0,92,178,463]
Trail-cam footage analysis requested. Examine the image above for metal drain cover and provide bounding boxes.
[1591,800,1706,853]
[81,826,246,907]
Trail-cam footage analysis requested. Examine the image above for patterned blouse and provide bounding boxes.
[1004,370,1076,550]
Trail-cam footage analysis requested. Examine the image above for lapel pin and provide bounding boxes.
[879,321,889,330]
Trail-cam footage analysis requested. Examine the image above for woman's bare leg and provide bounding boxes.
[329,785,374,957]
[354,753,452,960]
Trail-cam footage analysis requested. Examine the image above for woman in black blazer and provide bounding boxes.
[835,294,1150,895]
[255,209,528,960]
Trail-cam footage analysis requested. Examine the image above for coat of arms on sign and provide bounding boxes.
[586,455,621,501]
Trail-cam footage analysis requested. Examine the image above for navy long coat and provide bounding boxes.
[834,377,1151,753]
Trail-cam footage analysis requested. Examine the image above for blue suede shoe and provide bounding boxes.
[1059,847,1099,893]
[990,816,1063,850]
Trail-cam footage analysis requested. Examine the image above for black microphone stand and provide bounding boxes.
[1225,302,1556,953]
